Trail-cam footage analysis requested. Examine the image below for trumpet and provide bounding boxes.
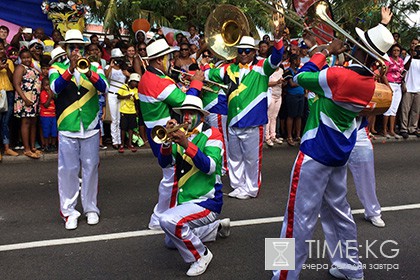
[151,122,189,144]
[171,68,229,91]
[76,57,91,74]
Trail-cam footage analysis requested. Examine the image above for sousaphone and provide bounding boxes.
[205,4,258,60]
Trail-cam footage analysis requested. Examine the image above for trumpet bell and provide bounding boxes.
[151,125,168,144]
[205,4,251,60]
[76,58,90,74]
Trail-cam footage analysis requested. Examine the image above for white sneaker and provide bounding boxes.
[367,216,385,228]
[265,139,274,147]
[218,218,231,238]
[329,266,364,280]
[65,216,78,230]
[236,193,252,200]
[228,189,241,198]
[148,224,162,230]
[273,138,283,144]
[86,212,99,225]
[186,248,213,277]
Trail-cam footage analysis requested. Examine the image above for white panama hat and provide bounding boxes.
[49,46,67,65]
[234,36,258,50]
[146,39,176,60]
[173,95,209,117]
[59,29,88,45]
[355,24,394,62]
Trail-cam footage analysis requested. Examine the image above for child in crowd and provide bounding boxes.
[98,93,107,150]
[117,73,140,153]
[39,78,57,152]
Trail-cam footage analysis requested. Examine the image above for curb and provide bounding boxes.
[1,135,419,163]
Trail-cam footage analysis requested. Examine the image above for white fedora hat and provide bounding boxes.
[146,39,176,60]
[111,48,124,58]
[49,46,67,65]
[128,73,141,83]
[59,29,88,45]
[173,95,209,116]
[355,24,394,62]
[234,36,258,49]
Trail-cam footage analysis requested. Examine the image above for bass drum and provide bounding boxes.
[361,82,393,115]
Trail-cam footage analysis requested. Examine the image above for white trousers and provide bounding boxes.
[348,128,381,219]
[107,93,121,145]
[273,152,362,280]
[227,125,263,197]
[205,113,228,175]
[159,203,220,263]
[148,166,176,228]
[383,83,402,116]
[58,132,100,219]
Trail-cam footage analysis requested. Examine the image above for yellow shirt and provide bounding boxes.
[0,59,14,91]
[118,86,139,114]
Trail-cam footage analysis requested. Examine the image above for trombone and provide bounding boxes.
[151,122,189,144]
[171,68,229,91]
[257,0,385,75]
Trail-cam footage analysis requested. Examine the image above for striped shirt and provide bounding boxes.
[295,53,375,166]
[158,123,224,213]
[205,40,284,127]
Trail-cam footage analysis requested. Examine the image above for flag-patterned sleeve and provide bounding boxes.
[158,143,175,168]
[49,64,73,95]
[204,66,226,84]
[263,39,284,76]
[88,64,109,93]
[184,127,223,175]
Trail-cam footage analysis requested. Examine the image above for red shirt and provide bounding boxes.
[40,90,56,117]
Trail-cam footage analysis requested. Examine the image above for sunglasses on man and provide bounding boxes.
[237,48,253,55]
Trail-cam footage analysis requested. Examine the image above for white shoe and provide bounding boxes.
[218,218,231,238]
[65,216,78,230]
[86,212,99,225]
[236,193,252,200]
[367,216,385,228]
[148,224,162,230]
[265,139,274,147]
[228,189,241,198]
[273,138,283,144]
[329,266,364,280]
[186,248,213,276]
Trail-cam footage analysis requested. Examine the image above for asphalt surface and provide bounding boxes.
[0,138,419,280]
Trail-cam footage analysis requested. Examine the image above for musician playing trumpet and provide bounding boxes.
[273,7,394,280]
[137,38,204,230]
[49,29,109,230]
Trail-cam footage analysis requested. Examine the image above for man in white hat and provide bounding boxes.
[137,38,204,230]
[272,7,394,280]
[49,29,109,230]
[104,48,130,149]
[204,26,285,200]
[158,95,230,277]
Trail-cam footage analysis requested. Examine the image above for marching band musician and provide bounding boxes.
[272,7,394,280]
[137,38,204,230]
[49,29,109,230]
[203,25,285,200]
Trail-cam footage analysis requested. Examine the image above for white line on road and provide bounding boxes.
[1,203,419,252]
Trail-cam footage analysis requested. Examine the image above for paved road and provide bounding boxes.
[0,141,419,280]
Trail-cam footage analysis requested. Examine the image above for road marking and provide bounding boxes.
[1,203,419,252]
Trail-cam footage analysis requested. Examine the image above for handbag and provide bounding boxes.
[0,89,8,112]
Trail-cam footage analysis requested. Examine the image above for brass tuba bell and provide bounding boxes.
[76,58,91,74]
[205,4,258,60]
